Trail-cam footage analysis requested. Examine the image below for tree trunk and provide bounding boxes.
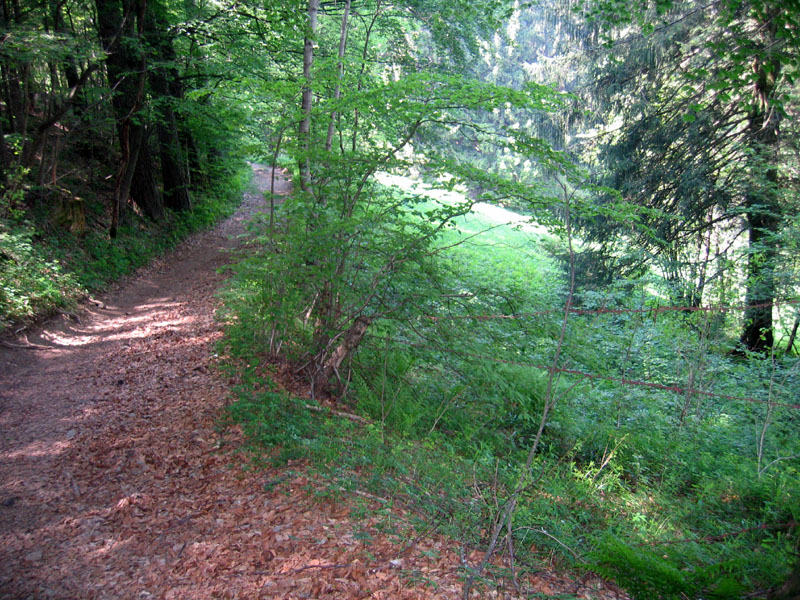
[146,0,191,212]
[786,313,799,355]
[2,62,26,136]
[770,560,800,600]
[111,118,144,237]
[52,0,84,114]
[184,132,208,189]
[298,0,318,192]
[740,192,780,352]
[692,212,714,309]
[130,135,164,219]
[312,315,371,396]
[740,40,782,353]
[96,0,163,228]
[0,118,8,187]
[351,0,382,153]
[325,0,350,153]
[156,120,192,211]
[21,62,99,169]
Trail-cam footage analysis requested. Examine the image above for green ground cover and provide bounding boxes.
[0,166,248,331]
[223,174,799,599]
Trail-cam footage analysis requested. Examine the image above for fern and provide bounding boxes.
[588,534,691,600]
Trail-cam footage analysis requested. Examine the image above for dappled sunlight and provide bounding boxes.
[3,0,797,593]
[0,404,111,462]
[1,439,71,461]
[96,315,198,343]
[36,313,198,347]
[376,171,467,205]
[131,299,185,311]
[35,329,101,347]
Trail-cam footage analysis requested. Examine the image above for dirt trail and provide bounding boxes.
[0,166,622,600]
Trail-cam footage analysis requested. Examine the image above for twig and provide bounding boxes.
[364,335,800,411]
[0,339,52,350]
[759,454,800,474]
[424,298,800,322]
[462,175,579,599]
[57,309,81,323]
[88,297,107,308]
[506,513,521,593]
[301,401,369,423]
[284,562,351,575]
[514,526,581,561]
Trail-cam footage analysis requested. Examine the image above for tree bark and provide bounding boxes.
[0,118,8,187]
[770,560,800,600]
[156,120,191,211]
[312,315,371,396]
[299,0,318,192]
[184,132,208,189]
[51,0,83,112]
[111,117,144,237]
[1,0,27,139]
[325,0,350,153]
[146,0,191,212]
[351,0,381,153]
[96,0,163,228]
[740,27,782,353]
[0,0,25,141]
[740,187,780,352]
[130,135,164,219]
[786,313,799,355]
[21,62,99,168]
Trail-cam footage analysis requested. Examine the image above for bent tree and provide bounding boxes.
[218,3,799,599]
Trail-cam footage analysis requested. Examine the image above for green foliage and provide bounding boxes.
[0,222,79,327]
[225,387,320,465]
[589,535,692,600]
[225,175,799,597]
[0,137,29,221]
[221,2,799,599]
[590,533,764,600]
[0,166,246,330]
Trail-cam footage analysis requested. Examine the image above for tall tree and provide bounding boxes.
[738,3,784,351]
[96,0,162,232]
[299,0,319,193]
[580,0,800,351]
[236,0,568,395]
[146,0,191,213]
[324,0,350,154]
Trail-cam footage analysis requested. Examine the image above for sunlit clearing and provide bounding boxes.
[375,172,550,237]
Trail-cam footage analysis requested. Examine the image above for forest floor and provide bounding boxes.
[0,166,625,600]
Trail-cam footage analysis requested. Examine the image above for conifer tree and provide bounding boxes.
[579,0,800,351]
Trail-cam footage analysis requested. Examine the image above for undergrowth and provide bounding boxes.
[221,178,799,600]
[0,166,248,331]
[223,348,797,600]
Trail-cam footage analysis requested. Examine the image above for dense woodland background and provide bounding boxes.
[2,0,799,598]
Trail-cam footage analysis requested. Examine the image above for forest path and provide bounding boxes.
[0,166,618,600]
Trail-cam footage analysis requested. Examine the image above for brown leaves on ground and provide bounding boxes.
[0,167,627,600]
